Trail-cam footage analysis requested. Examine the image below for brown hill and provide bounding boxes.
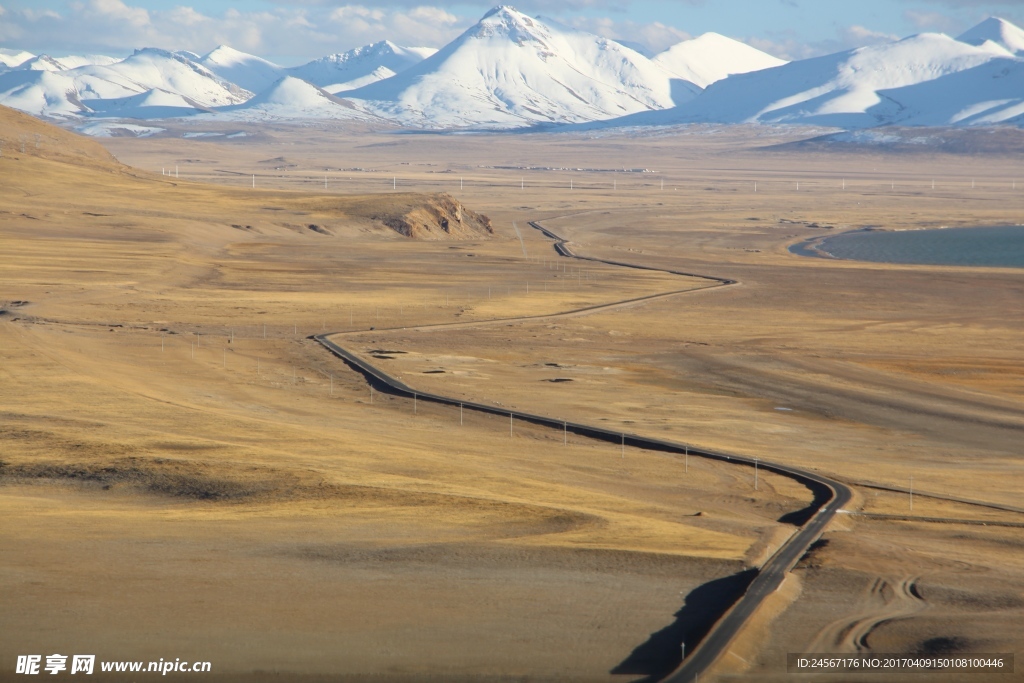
[0,104,492,242]
[0,105,121,169]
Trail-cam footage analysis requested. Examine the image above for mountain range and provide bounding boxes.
[1,6,1023,133]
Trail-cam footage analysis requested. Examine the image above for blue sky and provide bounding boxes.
[1,0,1020,64]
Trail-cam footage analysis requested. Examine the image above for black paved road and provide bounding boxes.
[314,220,852,682]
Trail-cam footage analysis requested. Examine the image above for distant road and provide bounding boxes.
[315,220,851,683]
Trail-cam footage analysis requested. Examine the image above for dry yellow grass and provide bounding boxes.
[2,107,1023,680]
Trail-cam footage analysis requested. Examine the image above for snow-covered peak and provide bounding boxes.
[470,5,546,41]
[199,45,285,93]
[203,45,253,64]
[110,48,252,103]
[12,54,119,71]
[52,55,122,69]
[957,17,1024,55]
[15,55,68,72]
[288,41,435,93]
[309,40,434,67]
[343,8,696,128]
[0,48,35,68]
[246,76,336,107]
[482,5,522,21]
[0,46,253,119]
[599,29,1018,131]
[653,33,787,88]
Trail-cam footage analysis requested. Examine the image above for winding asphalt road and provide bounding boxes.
[314,221,852,682]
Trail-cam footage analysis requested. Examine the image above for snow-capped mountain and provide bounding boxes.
[94,49,252,106]
[0,48,250,118]
[0,48,35,69]
[4,11,1024,132]
[0,71,95,117]
[289,41,436,93]
[592,28,1018,130]
[344,6,698,128]
[199,45,285,93]
[10,55,68,72]
[209,76,377,121]
[653,33,786,88]
[15,54,122,71]
[867,56,1024,127]
[957,17,1024,56]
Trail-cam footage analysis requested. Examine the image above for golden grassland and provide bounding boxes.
[1,108,1023,681]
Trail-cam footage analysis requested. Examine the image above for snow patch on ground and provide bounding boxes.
[75,121,166,137]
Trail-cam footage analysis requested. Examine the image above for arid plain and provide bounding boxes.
[1,109,1022,682]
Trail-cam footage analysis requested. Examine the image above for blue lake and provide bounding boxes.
[791,226,1024,268]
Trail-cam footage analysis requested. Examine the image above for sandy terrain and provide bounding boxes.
[1,110,1022,681]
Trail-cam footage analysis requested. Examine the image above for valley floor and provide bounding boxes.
[2,118,1022,681]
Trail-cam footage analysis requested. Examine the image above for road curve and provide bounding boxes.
[314,221,852,682]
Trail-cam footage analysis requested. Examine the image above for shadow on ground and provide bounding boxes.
[610,568,757,682]
[778,477,833,526]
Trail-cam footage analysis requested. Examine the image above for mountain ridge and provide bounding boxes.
[1,10,1023,132]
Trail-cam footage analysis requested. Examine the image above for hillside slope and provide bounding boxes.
[0,103,490,243]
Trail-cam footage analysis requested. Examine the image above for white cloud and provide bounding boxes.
[903,9,964,33]
[329,6,386,23]
[86,0,150,28]
[0,1,906,69]
[562,16,692,54]
[0,2,473,62]
[746,22,899,61]
[841,24,901,44]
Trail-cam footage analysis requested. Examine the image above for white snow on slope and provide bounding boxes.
[6,13,1024,132]
[345,6,697,128]
[958,17,1024,56]
[15,54,122,71]
[207,76,376,121]
[0,70,136,117]
[653,33,786,88]
[592,31,1015,130]
[869,56,1024,126]
[0,48,35,68]
[85,88,207,120]
[75,121,166,137]
[11,55,69,72]
[290,41,436,93]
[199,45,285,93]
[0,48,250,118]
[85,49,252,107]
